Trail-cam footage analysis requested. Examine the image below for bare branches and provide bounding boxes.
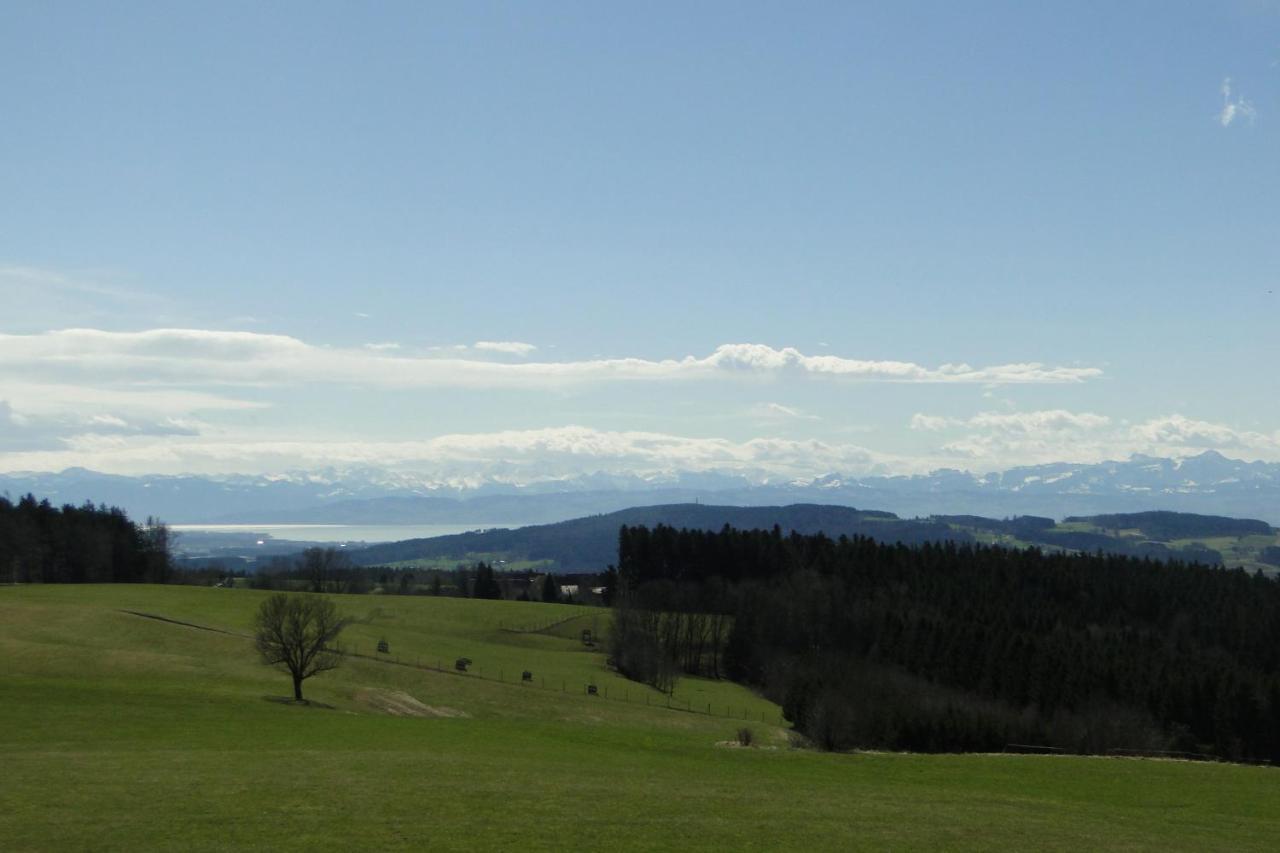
[253,594,348,701]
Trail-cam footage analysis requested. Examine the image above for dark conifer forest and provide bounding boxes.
[613,523,1280,763]
[0,494,172,584]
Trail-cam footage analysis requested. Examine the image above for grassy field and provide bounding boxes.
[961,522,1280,574]
[2,585,1278,851]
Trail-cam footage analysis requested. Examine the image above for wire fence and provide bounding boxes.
[496,614,587,634]
[345,643,785,726]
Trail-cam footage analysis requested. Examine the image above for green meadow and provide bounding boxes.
[2,585,1278,851]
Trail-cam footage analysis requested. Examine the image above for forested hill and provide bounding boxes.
[348,503,962,569]
[614,524,1280,763]
[1061,511,1272,540]
[346,503,1278,572]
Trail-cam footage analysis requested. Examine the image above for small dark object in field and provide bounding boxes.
[581,628,593,644]
[736,727,754,747]
[521,670,533,682]
[455,657,471,672]
[376,639,389,654]
[587,684,598,695]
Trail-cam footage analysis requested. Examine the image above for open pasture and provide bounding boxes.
[2,585,1277,851]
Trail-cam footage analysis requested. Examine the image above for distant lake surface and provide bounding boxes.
[170,523,514,544]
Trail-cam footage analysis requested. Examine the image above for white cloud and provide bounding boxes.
[1219,77,1258,127]
[753,402,820,421]
[0,424,896,480]
[967,410,1111,433]
[914,409,1280,469]
[363,342,401,352]
[910,414,956,432]
[473,340,537,356]
[0,380,264,419]
[0,397,205,453]
[1128,414,1278,450]
[911,410,1110,434]
[914,409,1115,466]
[0,329,1103,391]
[1,401,1276,478]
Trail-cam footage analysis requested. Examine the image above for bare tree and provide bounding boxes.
[253,594,348,701]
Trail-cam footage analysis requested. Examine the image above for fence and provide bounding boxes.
[344,643,784,726]
[496,614,586,634]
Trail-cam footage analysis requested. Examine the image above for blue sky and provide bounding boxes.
[1,2,1278,481]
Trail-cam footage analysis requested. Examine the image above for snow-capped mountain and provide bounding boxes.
[3,451,1279,525]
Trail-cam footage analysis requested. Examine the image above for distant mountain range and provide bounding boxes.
[4,450,1280,525]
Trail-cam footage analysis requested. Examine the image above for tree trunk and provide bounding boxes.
[293,675,303,701]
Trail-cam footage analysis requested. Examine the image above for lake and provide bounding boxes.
[170,523,515,544]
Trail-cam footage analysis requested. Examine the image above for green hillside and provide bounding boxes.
[3,585,1279,850]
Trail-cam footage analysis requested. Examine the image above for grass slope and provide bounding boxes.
[3,585,1278,851]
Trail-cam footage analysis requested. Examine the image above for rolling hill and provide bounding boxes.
[346,503,964,569]
[345,503,1278,573]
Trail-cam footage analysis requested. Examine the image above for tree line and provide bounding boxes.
[0,494,172,584]
[612,523,1280,763]
[246,547,614,605]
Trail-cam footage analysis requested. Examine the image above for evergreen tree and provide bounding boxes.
[472,562,502,600]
